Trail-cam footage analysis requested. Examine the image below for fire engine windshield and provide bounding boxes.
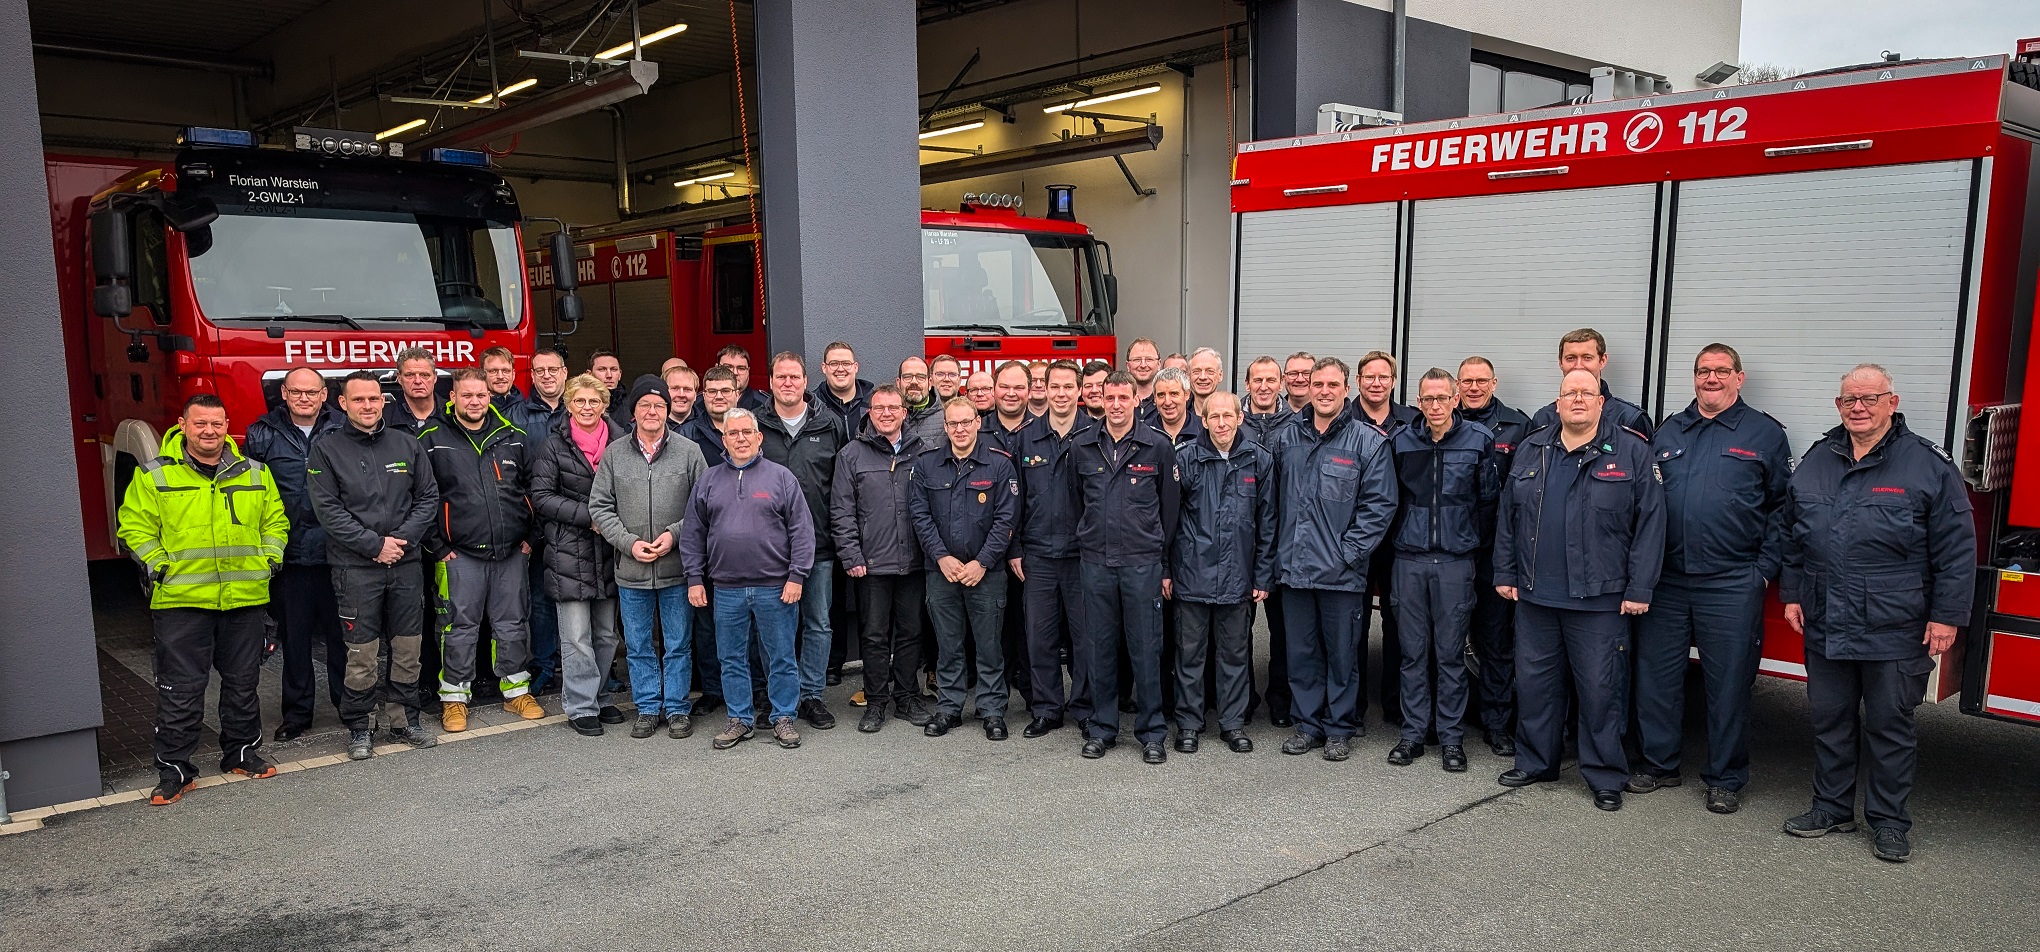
[186,207,523,330]
[922,228,1106,335]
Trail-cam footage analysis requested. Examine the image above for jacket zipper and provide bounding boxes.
[1525,442,1547,588]
[1430,445,1442,552]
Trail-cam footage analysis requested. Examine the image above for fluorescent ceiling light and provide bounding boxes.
[674,170,737,186]
[596,23,687,60]
[376,119,426,140]
[919,120,984,140]
[469,77,538,105]
[1043,82,1162,114]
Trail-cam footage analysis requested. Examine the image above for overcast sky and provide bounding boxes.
[1739,0,2032,72]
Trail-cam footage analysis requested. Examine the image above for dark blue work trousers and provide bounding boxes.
[1022,555,1090,722]
[1468,576,1516,736]
[1282,586,1365,740]
[1632,568,1765,790]
[1805,647,1932,831]
[1083,561,1166,744]
[1515,601,1631,792]
[1392,558,1476,746]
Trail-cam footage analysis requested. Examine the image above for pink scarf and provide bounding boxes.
[570,419,607,469]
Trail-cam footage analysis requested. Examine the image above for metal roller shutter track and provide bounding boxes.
[1234,203,1399,371]
[1403,184,1659,415]
[1664,161,1975,458]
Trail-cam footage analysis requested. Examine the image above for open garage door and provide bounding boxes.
[1233,203,1399,375]
[1402,184,1660,415]
[1663,161,1978,457]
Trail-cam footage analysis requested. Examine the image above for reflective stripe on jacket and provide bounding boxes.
[118,428,288,611]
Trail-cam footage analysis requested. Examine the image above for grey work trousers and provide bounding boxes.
[436,551,533,702]
[556,598,621,719]
[1174,600,1253,733]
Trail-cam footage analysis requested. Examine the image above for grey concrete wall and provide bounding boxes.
[754,0,923,377]
[0,0,103,810]
[1254,0,1472,139]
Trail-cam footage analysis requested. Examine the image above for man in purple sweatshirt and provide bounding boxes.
[684,407,816,750]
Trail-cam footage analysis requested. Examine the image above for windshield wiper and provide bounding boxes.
[218,314,367,331]
[1009,324,1080,334]
[925,323,1012,334]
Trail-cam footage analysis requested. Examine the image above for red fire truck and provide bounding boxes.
[1230,51,2040,725]
[527,189,1119,381]
[50,127,558,560]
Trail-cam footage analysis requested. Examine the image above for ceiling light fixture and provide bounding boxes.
[1043,82,1162,114]
[596,23,688,61]
[674,170,737,187]
[469,77,538,105]
[376,119,426,140]
[918,120,985,140]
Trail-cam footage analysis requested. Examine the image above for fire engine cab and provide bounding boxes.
[50,127,555,560]
[1230,50,2040,726]
[528,186,1119,380]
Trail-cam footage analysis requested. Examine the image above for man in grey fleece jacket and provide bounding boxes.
[590,375,709,740]
[683,408,816,750]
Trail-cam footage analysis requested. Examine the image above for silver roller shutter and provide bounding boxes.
[1403,184,1659,415]
[613,277,675,384]
[1664,161,1976,458]
[1233,203,1399,377]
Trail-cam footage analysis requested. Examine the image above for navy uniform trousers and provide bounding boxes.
[1631,567,1766,789]
[1514,601,1630,792]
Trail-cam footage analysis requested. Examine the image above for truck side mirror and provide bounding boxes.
[90,209,133,318]
[555,293,583,325]
[550,231,579,292]
[166,196,218,233]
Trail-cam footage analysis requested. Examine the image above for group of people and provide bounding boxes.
[120,329,1973,864]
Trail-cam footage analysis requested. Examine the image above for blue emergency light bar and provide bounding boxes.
[424,148,491,168]
[178,126,257,149]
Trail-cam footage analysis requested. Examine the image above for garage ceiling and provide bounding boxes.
[26,0,333,56]
[27,0,751,132]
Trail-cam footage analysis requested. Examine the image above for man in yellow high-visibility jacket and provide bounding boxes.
[118,394,289,806]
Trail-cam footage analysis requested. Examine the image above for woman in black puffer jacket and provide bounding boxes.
[529,374,626,735]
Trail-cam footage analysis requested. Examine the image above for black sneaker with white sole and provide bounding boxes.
[1783,808,1857,838]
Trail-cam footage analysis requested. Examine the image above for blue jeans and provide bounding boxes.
[617,585,693,718]
[527,549,560,691]
[714,584,801,723]
[797,560,835,700]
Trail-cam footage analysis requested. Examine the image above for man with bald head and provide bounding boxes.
[1492,368,1663,812]
[1778,364,1974,862]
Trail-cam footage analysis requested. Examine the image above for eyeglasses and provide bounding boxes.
[823,360,856,369]
[1458,377,1494,387]
[1416,395,1456,405]
[869,404,905,413]
[1837,392,1892,409]
[282,388,326,399]
[724,429,759,438]
[533,365,565,375]
[1359,374,1394,384]
[1694,368,1738,379]
[943,419,979,430]
[1559,390,1600,402]
[703,387,737,396]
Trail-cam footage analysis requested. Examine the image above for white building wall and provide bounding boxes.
[919,0,1245,361]
[1335,0,1743,91]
